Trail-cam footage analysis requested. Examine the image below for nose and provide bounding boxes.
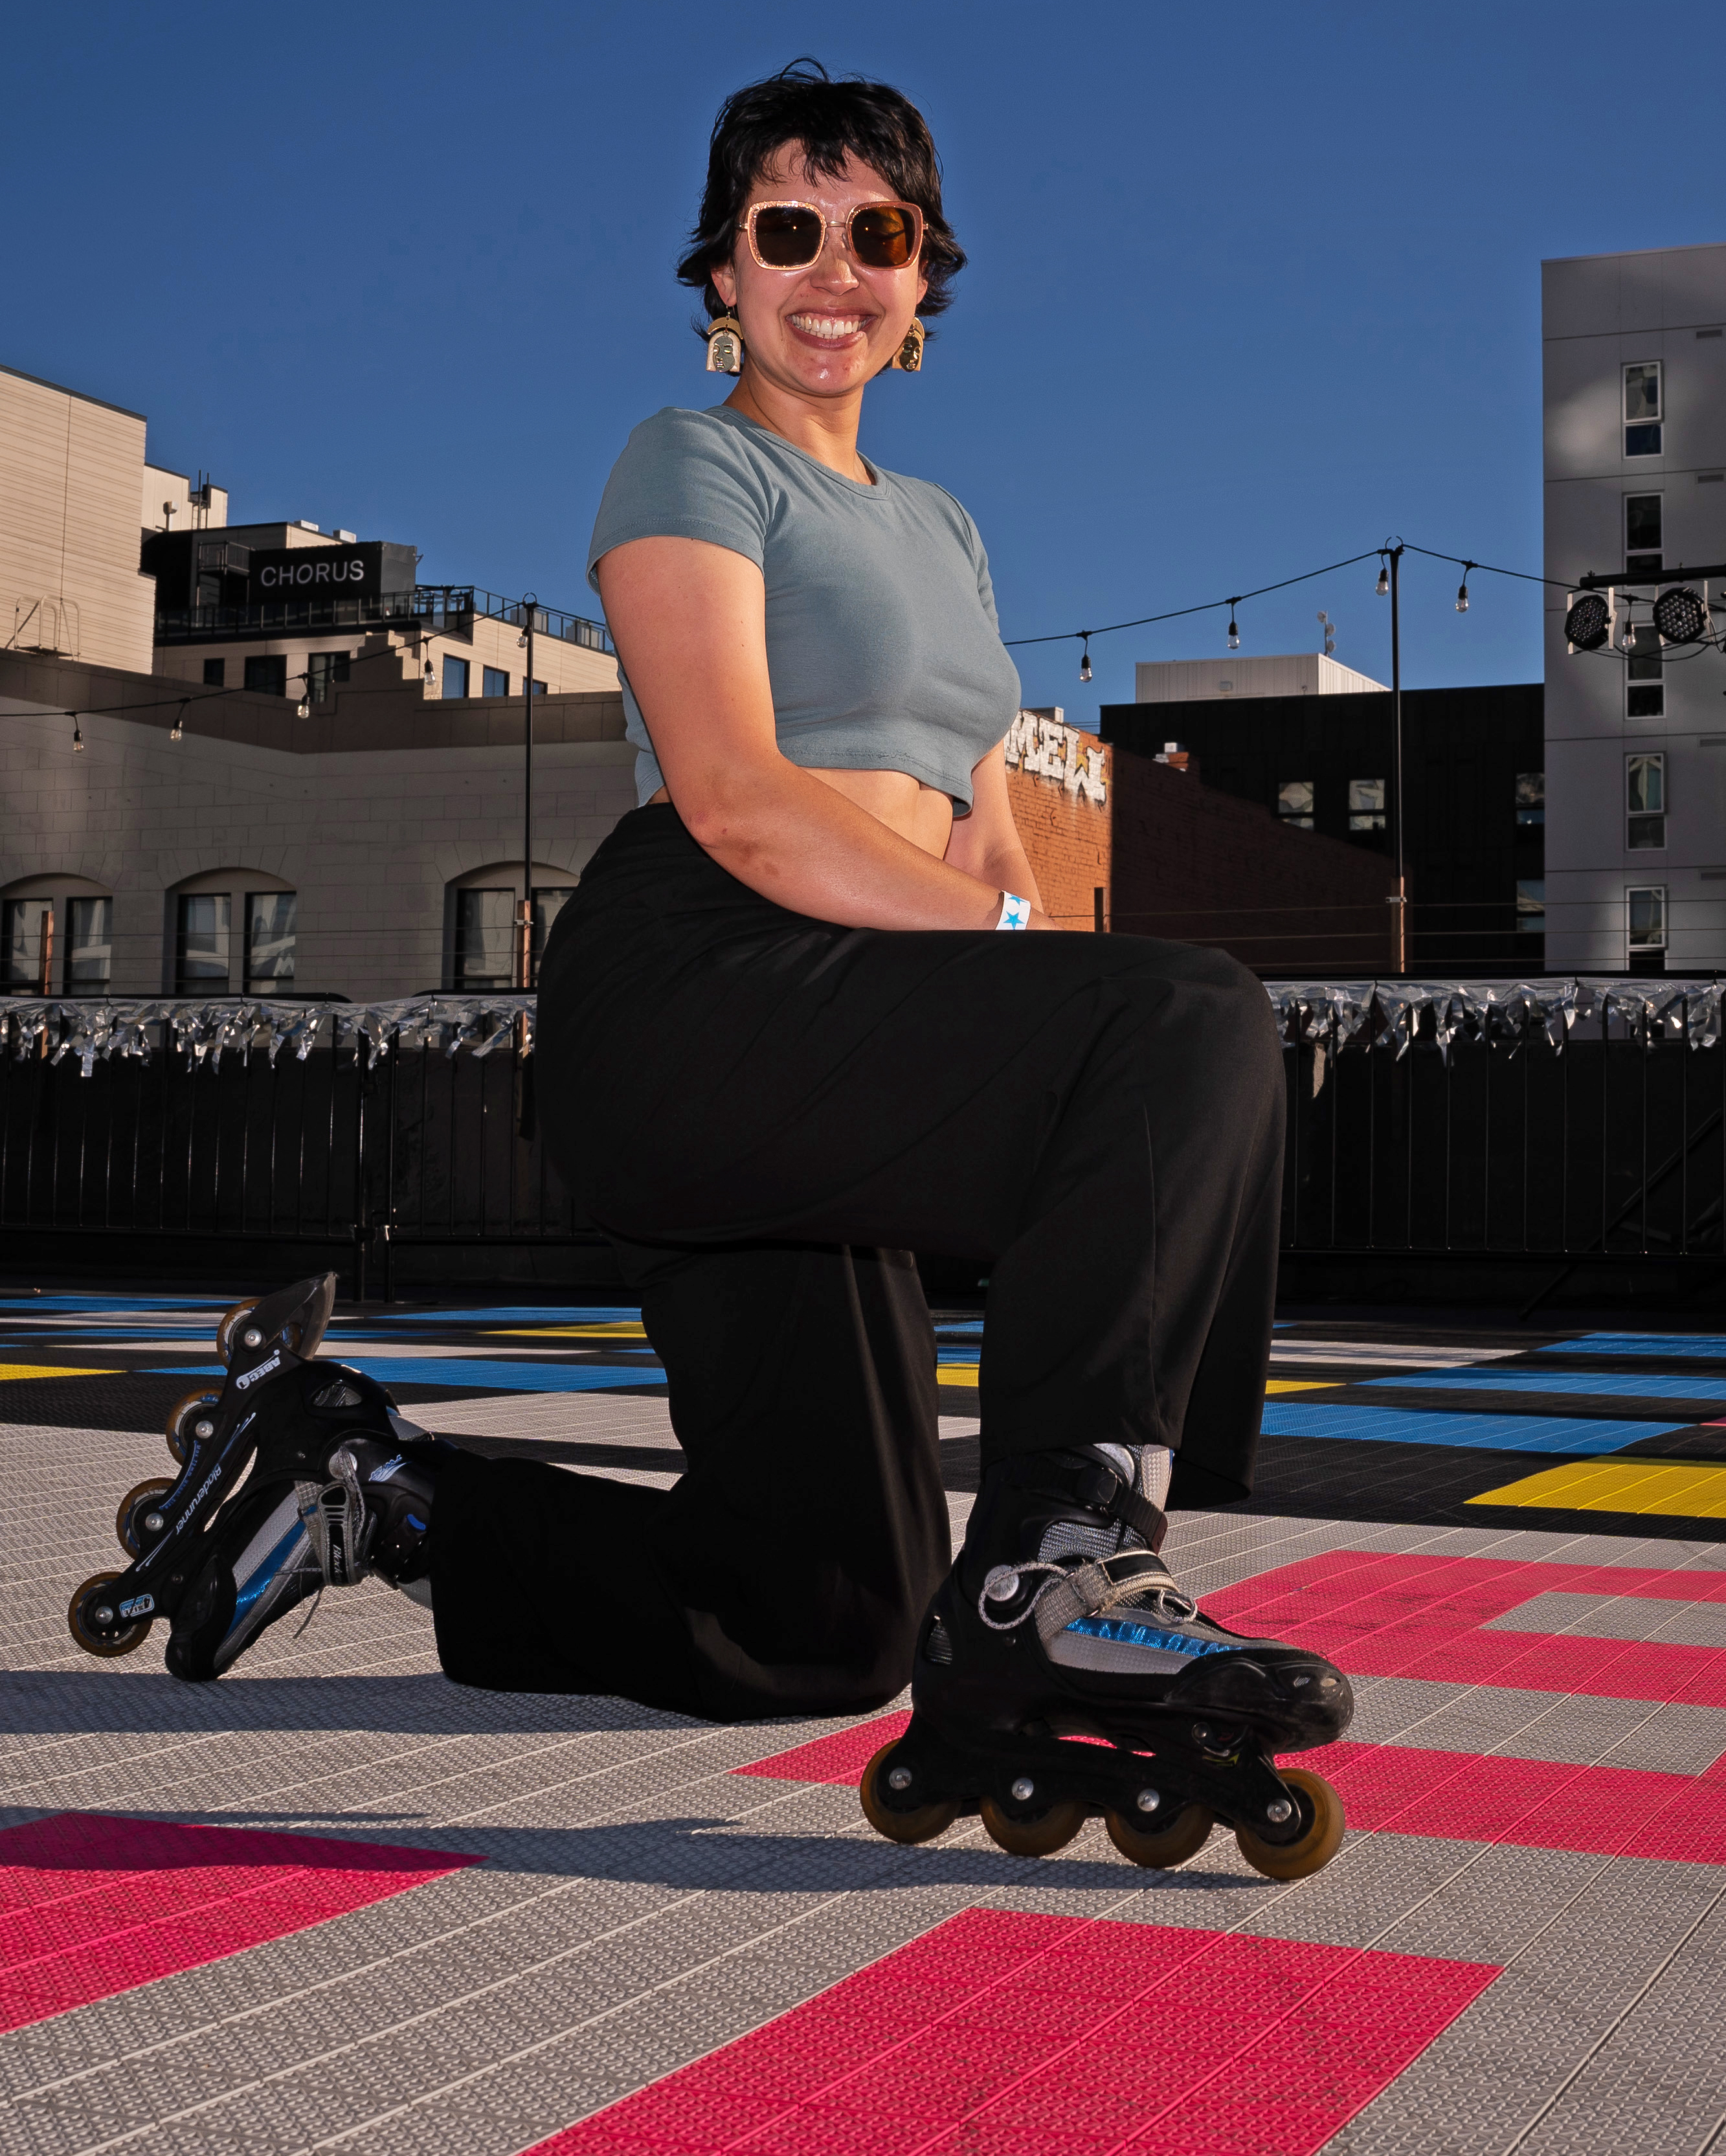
[812,221,860,290]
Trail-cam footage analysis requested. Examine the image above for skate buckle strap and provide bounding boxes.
[978,1551,1197,1641]
[1073,1461,1169,1552]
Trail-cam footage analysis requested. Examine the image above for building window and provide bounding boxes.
[1516,772,1545,825]
[1624,362,1663,456]
[203,657,225,688]
[243,654,287,696]
[66,897,112,989]
[1347,778,1385,831]
[1277,780,1314,829]
[1,898,50,989]
[306,652,350,704]
[1626,623,1664,719]
[1625,493,1662,577]
[482,666,510,698]
[1627,885,1667,952]
[245,892,297,990]
[176,893,232,993]
[443,655,470,699]
[532,887,576,977]
[453,888,516,989]
[531,678,547,697]
[1627,752,1665,849]
[1516,879,1545,932]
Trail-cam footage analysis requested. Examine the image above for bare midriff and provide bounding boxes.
[649,767,956,859]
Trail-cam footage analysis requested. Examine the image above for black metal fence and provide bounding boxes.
[5,987,1725,1300]
[0,1005,594,1297]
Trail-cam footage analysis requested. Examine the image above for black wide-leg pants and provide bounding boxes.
[429,805,1286,1720]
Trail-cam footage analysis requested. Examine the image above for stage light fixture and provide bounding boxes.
[1653,585,1709,646]
[1564,592,1611,651]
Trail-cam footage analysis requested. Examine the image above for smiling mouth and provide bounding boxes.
[787,311,871,343]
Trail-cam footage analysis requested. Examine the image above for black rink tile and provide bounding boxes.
[1226,1430,1726,1544]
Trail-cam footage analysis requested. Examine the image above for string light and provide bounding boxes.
[170,702,186,741]
[1226,603,1240,650]
[1078,634,1092,684]
[1376,561,1390,597]
[1455,561,1474,613]
[72,716,84,752]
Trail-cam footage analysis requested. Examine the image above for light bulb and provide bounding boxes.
[1376,565,1389,596]
[1227,616,1240,649]
[73,720,84,753]
[1455,582,1469,613]
[171,702,185,741]
[1079,640,1093,683]
[295,693,311,719]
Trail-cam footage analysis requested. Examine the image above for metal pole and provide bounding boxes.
[1390,543,1407,975]
[519,594,537,990]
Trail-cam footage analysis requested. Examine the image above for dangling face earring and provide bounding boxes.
[705,314,744,374]
[890,318,926,372]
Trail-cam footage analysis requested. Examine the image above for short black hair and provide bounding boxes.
[677,60,965,322]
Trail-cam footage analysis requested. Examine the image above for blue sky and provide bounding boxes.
[8,2,1724,717]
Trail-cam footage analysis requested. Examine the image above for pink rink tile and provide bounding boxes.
[1204,1549,1726,1707]
[532,1908,1500,2155]
[0,1811,480,2034]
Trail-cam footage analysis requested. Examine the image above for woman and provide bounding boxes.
[120,64,1351,1874]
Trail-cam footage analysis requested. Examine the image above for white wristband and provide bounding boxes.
[996,892,1032,932]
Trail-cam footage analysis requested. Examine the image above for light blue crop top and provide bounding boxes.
[587,405,1022,813]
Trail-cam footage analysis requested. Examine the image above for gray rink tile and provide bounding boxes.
[9,1406,1726,2156]
[1485,1587,1726,1647]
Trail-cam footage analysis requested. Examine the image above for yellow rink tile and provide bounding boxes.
[487,1323,648,1339]
[1468,1457,1726,1518]
[932,1368,1335,1395]
[0,1364,119,1381]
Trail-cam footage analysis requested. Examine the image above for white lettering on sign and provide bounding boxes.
[256,559,368,590]
[1002,710,1106,805]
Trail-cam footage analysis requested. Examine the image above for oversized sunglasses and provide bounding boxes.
[743,199,924,272]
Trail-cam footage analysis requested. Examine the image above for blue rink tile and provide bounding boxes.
[1542,1332,1726,1359]
[1367,1367,1726,1402]
[387,1305,643,1325]
[159,1358,666,1391]
[1258,1401,1685,1454]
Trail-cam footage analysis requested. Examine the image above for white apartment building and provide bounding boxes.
[1134,654,1386,702]
[1543,245,1726,973]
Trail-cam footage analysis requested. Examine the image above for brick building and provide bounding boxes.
[1007,708,1400,969]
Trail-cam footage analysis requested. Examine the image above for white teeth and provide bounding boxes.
[789,313,866,341]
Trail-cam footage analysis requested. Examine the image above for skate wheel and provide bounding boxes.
[166,1387,221,1465]
[858,1742,960,1845]
[115,1479,176,1557]
[979,1795,1088,1859]
[67,1572,153,1658]
[1234,1768,1345,1881]
[215,1298,260,1367]
[1105,1801,1215,1870]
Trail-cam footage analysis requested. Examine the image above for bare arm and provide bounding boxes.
[598,535,1059,930]
[944,745,1044,912]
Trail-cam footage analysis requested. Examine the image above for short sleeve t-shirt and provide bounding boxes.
[587,405,1022,813]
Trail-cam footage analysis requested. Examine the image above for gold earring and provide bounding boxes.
[705,315,744,374]
[890,318,926,372]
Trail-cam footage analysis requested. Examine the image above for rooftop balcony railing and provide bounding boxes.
[153,586,614,655]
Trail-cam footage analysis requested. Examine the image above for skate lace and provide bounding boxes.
[978,1555,1198,1635]
[289,1452,375,1639]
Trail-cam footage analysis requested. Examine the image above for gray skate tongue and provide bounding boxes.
[1035,1443,1184,1613]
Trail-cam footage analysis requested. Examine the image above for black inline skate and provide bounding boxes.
[859,1442,1354,1880]
[67,1274,446,1680]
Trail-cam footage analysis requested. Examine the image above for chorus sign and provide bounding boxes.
[1003,710,1108,805]
[249,543,384,598]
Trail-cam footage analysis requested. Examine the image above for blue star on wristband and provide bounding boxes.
[996,893,1032,931]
